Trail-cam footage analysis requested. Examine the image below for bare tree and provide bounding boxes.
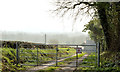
[52,0,120,52]
[52,0,97,21]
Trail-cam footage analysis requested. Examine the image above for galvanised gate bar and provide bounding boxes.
[16,43,100,67]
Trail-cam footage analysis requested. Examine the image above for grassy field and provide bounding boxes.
[1,47,76,72]
[78,52,120,71]
[19,47,75,65]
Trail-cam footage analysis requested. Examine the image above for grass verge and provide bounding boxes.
[36,67,60,72]
[77,52,120,71]
[57,52,86,66]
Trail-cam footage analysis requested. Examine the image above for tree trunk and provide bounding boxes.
[97,3,120,52]
[115,2,120,52]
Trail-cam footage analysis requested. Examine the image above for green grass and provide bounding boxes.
[64,52,86,61]
[19,48,75,65]
[79,53,97,67]
[57,48,76,59]
[99,51,120,71]
[57,52,86,66]
[36,67,60,72]
[78,53,97,70]
[36,53,86,72]
[78,52,120,71]
[2,48,27,71]
[1,47,76,72]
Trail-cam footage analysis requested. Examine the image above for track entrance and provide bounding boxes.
[17,43,98,67]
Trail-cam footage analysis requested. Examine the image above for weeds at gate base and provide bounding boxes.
[78,52,120,71]
[1,47,76,72]
[57,52,86,66]
[36,67,60,72]
[78,53,97,70]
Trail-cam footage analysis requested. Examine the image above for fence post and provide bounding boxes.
[76,45,78,67]
[56,45,58,67]
[97,42,100,67]
[37,47,38,66]
[16,42,19,67]
[95,43,97,67]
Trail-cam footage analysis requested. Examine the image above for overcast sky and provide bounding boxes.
[0,0,91,34]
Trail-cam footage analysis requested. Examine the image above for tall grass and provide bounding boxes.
[2,48,25,71]
[1,47,76,71]
[78,52,120,71]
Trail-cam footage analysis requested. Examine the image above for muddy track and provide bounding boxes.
[21,54,76,72]
[21,54,88,72]
[56,54,88,72]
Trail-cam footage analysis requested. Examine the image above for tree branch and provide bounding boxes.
[73,2,95,9]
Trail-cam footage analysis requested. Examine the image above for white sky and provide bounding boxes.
[0,0,91,34]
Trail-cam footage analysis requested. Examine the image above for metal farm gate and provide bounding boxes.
[16,43,100,68]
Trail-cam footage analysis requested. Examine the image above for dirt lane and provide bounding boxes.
[57,54,88,71]
[23,54,76,72]
[22,54,88,72]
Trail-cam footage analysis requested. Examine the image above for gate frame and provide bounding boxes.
[16,43,100,67]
